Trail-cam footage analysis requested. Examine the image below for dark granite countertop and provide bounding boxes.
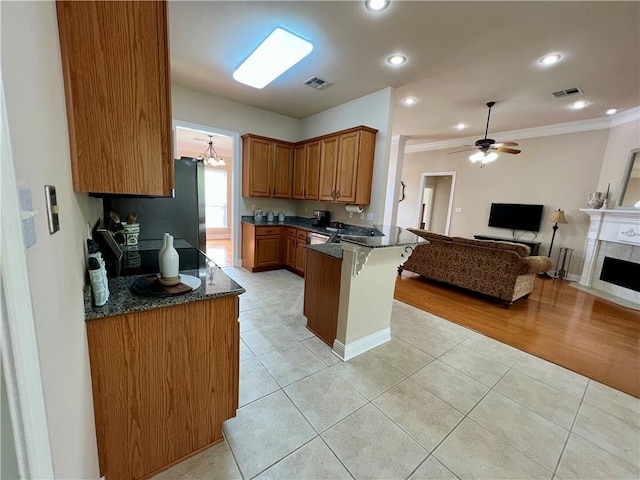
[84,253,245,321]
[305,243,344,259]
[340,225,429,248]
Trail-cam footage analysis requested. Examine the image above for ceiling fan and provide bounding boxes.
[451,101,521,165]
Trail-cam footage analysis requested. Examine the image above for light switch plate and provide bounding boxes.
[19,185,36,248]
[45,185,60,234]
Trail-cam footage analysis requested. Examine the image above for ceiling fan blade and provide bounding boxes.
[495,147,521,154]
[448,148,475,154]
[494,141,519,147]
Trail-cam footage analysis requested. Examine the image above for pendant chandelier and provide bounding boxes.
[199,135,225,166]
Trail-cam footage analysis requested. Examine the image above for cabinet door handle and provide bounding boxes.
[336,190,340,199]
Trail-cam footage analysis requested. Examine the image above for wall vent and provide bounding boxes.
[552,87,583,98]
[304,76,332,90]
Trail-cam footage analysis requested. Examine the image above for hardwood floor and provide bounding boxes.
[394,273,640,398]
[206,238,233,267]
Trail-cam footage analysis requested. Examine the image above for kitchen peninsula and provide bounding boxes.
[304,226,427,361]
[83,250,244,479]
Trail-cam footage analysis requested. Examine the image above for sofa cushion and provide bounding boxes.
[408,229,452,242]
[452,236,531,257]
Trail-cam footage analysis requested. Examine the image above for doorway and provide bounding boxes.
[174,122,238,266]
[415,172,456,235]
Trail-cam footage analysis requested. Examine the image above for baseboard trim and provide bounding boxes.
[332,328,391,361]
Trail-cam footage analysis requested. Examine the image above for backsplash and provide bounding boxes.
[240,197,375,227]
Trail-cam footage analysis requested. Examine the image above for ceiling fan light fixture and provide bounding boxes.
[539,53,562,66]
[232,28,313,89]
[387,54,406,66]
[469,151,498,164]
[365,0,390,11]
[482,152,498,164]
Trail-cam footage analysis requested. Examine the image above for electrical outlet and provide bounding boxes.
[366,213,374,221]
[455,207,462,213]
[251,204,256,211]
[349,212,353,218]
[360,212,365,219]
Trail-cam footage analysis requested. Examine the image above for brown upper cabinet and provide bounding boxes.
[56,1,174,196]
[293,141,322,200]
[242,135,293,198]
[243,126,377,204]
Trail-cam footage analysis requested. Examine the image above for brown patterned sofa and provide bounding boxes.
[399,230,553,307]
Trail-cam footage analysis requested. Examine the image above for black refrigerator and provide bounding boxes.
[107,157,206,251]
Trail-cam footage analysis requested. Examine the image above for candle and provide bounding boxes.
[605,183,610,200]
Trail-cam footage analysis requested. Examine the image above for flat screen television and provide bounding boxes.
[488,203,544,232]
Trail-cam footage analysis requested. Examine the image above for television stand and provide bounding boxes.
[474,235,541,256]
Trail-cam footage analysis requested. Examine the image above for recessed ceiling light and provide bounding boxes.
[402,97,417,105]
[455,123,467,130]
[570,100,588,110]
[606,108,618,115]
[539,53,562,66]
[365,0,390,11]
[387,54,406,65]
[233,28,313,89]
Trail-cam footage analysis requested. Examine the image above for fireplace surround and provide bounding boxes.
[579,208,640,304]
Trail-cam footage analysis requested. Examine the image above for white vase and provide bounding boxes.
[158,233,169,271]
[160,234,179,280]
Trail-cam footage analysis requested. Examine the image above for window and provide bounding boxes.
[205,168,227,228]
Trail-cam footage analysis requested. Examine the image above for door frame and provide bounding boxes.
[1,77,54,478]
[415,171,456,235]
[172,120,241,266]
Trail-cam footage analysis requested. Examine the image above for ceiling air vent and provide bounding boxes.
[304,76,332,90]
[552,87,583,98]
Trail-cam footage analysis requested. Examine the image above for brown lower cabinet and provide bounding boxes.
[86,295,239,479]
[285,228,307,276]
[242,223,282,272]
[242,223,306,276]
[303,249,342,346]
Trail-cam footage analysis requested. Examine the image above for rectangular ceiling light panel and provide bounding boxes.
[233,28,313,89]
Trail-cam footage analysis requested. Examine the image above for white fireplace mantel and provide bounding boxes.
[579,208,640,287]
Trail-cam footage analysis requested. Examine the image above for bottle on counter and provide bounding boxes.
[158,232,169,270]
[278,211,285,222]
[266,210,275,222]
[159,234,180,284]
[88,256,109,307]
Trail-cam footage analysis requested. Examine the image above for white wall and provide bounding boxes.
[597,118,640,204]
[172,83,301,142]
[1,2,101,478]
[300,87,394,224]
[398,129,611,276]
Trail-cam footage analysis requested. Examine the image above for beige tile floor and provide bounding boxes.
[154,268,640,480]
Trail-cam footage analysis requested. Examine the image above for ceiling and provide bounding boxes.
[168,1,639,145]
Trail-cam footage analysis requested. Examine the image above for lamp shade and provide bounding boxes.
[549,209,568,224]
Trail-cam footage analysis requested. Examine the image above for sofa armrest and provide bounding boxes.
[520,256,553,275]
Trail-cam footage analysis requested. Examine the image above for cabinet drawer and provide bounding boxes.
[287,227,297,238]
[256,226,280,236]
[296,229,307,241]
